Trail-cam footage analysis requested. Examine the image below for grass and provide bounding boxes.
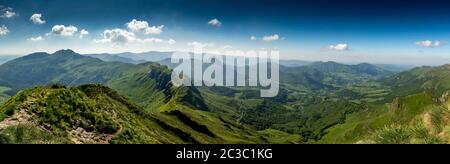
[366,124,444,144]
[318,104,391,143]
[0,85,180,144]
[374,125,411,144]
[0,84,299,144]
[157,98,274,144]
[258,129,305,144]
[0,86,11,105]
[0,124,70,144]
[319,91,450,144]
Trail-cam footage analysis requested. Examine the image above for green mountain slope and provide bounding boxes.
[320,92,450,144]
[320,65,450,144]
[0,49,201,111]
[0,50,132,92]
[0,84,186,143]
[381,65,450,100]
[0,84,301,144]
[0,50,303,144]
[0,86,10,105]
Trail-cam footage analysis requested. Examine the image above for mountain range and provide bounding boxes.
[0,50,300,143]
[0,49,449,144]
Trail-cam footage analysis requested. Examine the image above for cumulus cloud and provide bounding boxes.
[51,25,78,37]
[1,7,16,18]
[168,39,176,45]
[126,19,164,34]
[0,25,9,36]
[415,40,443,48]
[328,43,349,51]
[79,29,89,38]
[263,34,279,42]
[27,36,44,41]
[30,13,46,24]
[95,28,136,44]
[95,28,170,44]
[208,18,222,27]
[250,36,257,41]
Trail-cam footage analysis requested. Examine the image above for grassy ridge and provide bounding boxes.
[0,84,301,144]
[0,85,188,143]
[320,92,450,143]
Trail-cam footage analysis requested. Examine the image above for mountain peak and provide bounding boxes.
[53,49,77,55]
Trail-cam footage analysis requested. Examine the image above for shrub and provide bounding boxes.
[375,125,410,144]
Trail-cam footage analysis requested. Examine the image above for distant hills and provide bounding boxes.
[278,61,394,93]
[0,56,19,65]
[0,51,415,74]
[84,53,146,64]
[83,51,175,64]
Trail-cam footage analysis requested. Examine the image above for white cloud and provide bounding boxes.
[126,19,148,31]
[328,43,349,51]
[250,36,257,41]
[140,37,163,43]
[95,28,136,44]
[3,10,15,18]
[79,29,89,38]
[30,13,46,24]
[95,28,169,45]
[187,41,215,48]
[415,40,443,48]
[263,34,279,42]
[126,19,164,34]
[27,36,45,41]
[0,25,9,36]
[1,7,16,18]
[208,18,222,27]
[51,25,78,37]
[144,26,164,34]
[168,39,176,45]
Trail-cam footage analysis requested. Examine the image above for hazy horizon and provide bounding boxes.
[0,49,434,67]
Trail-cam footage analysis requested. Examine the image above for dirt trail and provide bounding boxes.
[69,110,123,144]
[421,112,432,130]
[101,110,123,144]
[0,94,125,144]
[0,97,38,130]
[0,117,20,130]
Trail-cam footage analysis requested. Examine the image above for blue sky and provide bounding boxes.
[1,0,450,65]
